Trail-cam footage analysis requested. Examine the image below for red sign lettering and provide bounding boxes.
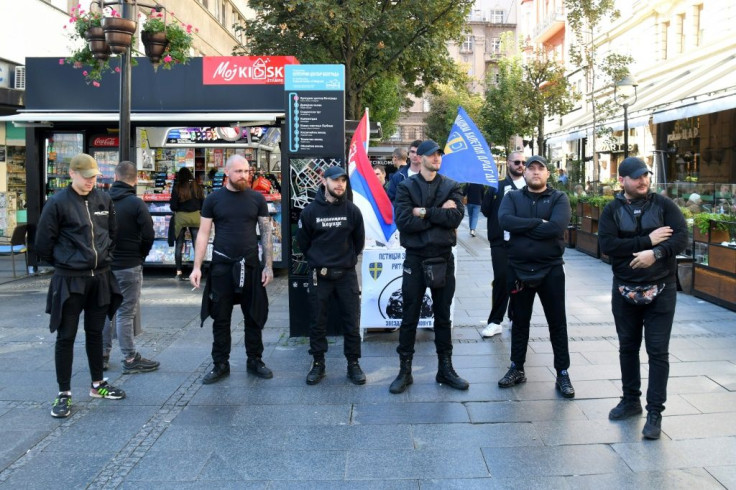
[91,136,119,147]
[202,56,299,85]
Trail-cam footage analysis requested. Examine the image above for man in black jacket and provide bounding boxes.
[480,150,527,337]
[387,140,422,202]
[389,139,468,394]
[296,166,366,385]
[497,155,575,398]
[36,153,125,418]
[102,161,158,374]
[598,157,688,440]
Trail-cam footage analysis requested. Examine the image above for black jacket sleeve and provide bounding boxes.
[35,200,60,264]
[138,201,155,259]
[295,207,313,256]
[481,186,497,217]
[395,181,432,234]
[169,186,179,212]
[352,206,365,255]
[425,180,465,229]
[527,192,570,240]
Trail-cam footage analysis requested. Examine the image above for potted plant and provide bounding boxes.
[141,12,195,70]
[62,4,113,86]
[693,213,734,243]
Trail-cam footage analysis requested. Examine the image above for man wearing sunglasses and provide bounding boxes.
[479,151,527,337]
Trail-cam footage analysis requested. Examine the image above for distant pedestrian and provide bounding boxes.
[102,161,159,374]
[598,157,688,440]
[463,183,485,237]
[497,155,575,398]
[190,155,274,384]
[170,167,203,281]
[296,166,366,385]
[387,140,422,202]
[389,139,469,394]
[373,165,388,190]
[479,151,526,338]
[36,153,125,418]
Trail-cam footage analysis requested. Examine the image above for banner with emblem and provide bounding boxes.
[359,247,455,336]
[438,106,498,189]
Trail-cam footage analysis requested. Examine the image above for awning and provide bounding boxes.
[0,112,284,126]
[652,92,736,124]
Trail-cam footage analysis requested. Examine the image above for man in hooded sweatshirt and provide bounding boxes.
[103,161,158,374]
[296,166,366,386]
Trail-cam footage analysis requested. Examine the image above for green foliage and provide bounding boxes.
[693,213,734,234]
[63,4,111,86]
[424,79,484,144]
[588,194,613,208]
[142,12,196,70]
[234,0,474,121]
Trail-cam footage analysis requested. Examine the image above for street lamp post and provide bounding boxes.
[614,75,639,159]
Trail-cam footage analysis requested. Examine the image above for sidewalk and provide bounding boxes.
[0,215,735,488]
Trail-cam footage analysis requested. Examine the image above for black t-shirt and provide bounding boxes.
[201,187,269,265]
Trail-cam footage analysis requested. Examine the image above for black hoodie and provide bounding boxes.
[296,186,365,268]
[109,181,155,270]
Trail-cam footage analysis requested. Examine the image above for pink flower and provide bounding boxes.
[92,81,100,87]
[82,70,88,76]
[163,55,172,63]
[115,67,121,73]
[195,28,199,33]
[59,59,65,64]
[186,25,192,33]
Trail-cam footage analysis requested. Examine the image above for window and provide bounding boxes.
[491,10,505,23]
[693,4,703,47]
[675,13,685,54]
[659,20,669,61]
[461,35,473,53]
[489,37,501,54]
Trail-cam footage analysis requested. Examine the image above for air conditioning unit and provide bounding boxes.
[14,66,26,90]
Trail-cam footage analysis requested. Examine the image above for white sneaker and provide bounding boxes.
[481,323,502,337]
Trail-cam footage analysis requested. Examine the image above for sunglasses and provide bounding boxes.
[511,160,526,165]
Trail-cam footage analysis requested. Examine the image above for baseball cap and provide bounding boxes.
[70,153,103,178]
[525,155,547,168]
[323,166,347,180]
[416,140,444,156]
[618,157,651,178]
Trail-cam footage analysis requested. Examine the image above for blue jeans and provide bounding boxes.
[103,266,142,359]
[466,204,480,231]
[611,280,676,413]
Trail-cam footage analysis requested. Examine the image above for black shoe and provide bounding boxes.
[389,357,413,394]
[202,362,230,385]
[306,360,326,385]
[347,361,366,385]
[436,355,469,390]
[609,397,643,420]
[498,367,526,388]
[246,358,273,379]
[555,371,575,398]
[642,411,662,440]
[51,393,72,418]
[122,352,160,374]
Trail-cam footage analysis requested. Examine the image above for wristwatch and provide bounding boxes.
[418,207,427,219]
[652,248,664,260]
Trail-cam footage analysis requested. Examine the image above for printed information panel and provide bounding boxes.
[360,248,455,336]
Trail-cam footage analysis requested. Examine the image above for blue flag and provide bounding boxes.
[439,106,498,189]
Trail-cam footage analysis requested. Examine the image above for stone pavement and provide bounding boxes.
[1,214,735,488]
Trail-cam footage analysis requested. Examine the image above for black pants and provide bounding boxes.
[209,266,265,364]
[488,244,511,325]
[174,227,199,270]
[508,264,570,373]
[612,280,676,413]
[55,276,108,392]
[397,253,455,358]
[307,268,361,360]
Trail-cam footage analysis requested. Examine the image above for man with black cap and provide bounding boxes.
[598,156,687,440]
[36,153,125,418]
[296,165,366,385]
[389,139,469,394]
[497,155,575,398]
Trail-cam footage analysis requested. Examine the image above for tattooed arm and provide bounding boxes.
[258,216,274,286]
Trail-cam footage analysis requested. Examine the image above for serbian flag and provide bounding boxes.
[439,106,499,189]
[348,110,397,245]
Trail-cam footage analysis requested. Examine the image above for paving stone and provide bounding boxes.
[202,448,347,480]
[412,422,543,449]
[534,418,648,445]
[466,399,587,423]
[663,413,736,439]
[345,447,488,479]
[420,477,570,489]
[566,468,724,489]
[125,449,212,481]
[681,392,736,413]
[353,402,469,425]
[706,465,736,489]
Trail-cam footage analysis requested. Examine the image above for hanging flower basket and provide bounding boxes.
[85,26,111,61]
[141,11,196,70]
[141,31,169,66]
[102,17,137,54]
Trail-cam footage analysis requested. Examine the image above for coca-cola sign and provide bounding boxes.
[92,136,119,147]
[202,56,299,85]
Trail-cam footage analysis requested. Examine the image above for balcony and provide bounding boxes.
[533,7,565,44]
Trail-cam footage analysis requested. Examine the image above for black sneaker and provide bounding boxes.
[609,397,643,420]
[122,352,160,374]
[642,411,662,440]
[498,367,526,388]
[246,358,273,379]
[90,381,126,400]
[306,360,326,385]
[202,362,230,385]
[555,371,575,398]
[347,361,366,385]
[51,393,72,418]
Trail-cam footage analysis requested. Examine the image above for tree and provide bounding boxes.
[234,0,474,123]
[566,0,632,183]
[424,73,484,144]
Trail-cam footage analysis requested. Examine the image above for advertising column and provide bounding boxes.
[284,64,346,336]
